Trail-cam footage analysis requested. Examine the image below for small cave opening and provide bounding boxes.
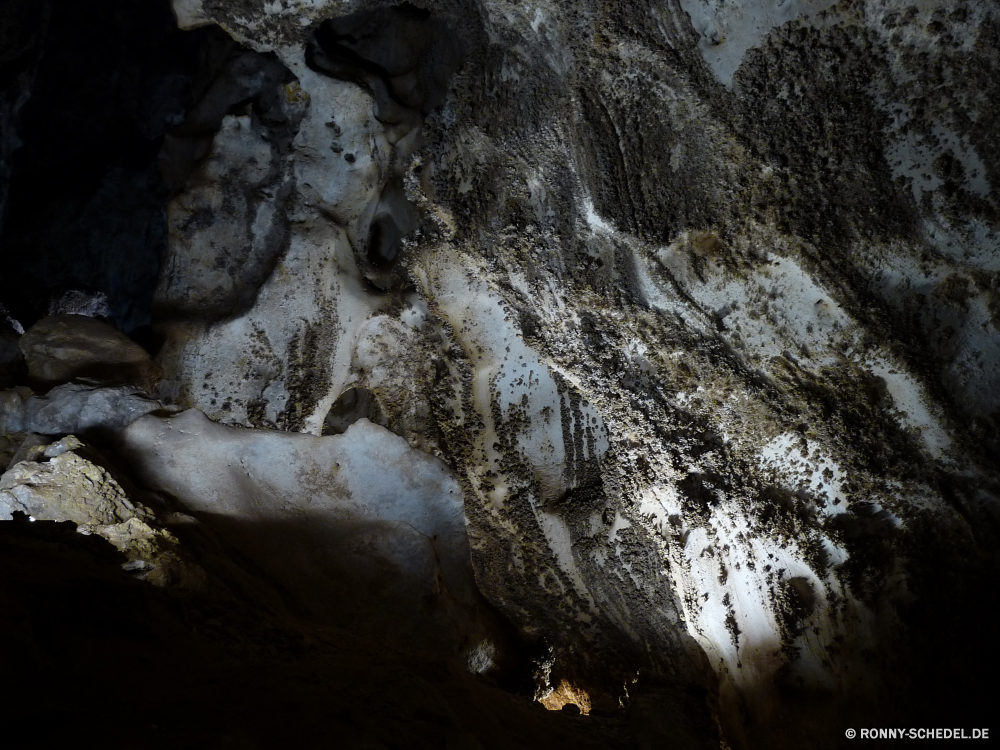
[367,211,403,267]
[322,386,387,435]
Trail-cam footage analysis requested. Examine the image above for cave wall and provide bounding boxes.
[1,0,998,748]
[155,0,1000,745]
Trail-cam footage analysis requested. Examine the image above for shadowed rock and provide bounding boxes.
[120,408,496,659]
[20,315,161,392]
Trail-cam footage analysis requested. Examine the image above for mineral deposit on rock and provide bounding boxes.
[0,0,997,747]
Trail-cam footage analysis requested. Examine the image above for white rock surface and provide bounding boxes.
[102,0,1000,744]
[120,408,489,657]
[154,70,399,435]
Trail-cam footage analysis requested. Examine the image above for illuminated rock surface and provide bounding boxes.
[119,408,493,658]
[0,0,998,748]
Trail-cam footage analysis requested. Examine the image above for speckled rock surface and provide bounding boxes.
[0,0,997,746]
[144,1,1000,745]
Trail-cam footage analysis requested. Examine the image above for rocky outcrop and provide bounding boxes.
[0,433,197,587]
[145,0,1000,745]
[1,436,137,525]
[0,383,162,440]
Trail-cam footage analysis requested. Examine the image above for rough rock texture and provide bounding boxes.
[0,434,196,587]
[119,408,496,659]
[0,383,162,440]
[144,0,1000,746]
[1,0,998,747]
[20,314,161,391]
[1,443,137,525]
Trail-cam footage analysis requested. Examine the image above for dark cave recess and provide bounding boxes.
[0,0,286,339]
[0,0,463,338]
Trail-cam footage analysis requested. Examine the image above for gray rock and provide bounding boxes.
[0,434,19,468]
[0,386,31,433]
[5,433,52,470]
[42,434,84,459]
[14,383,162,441]
[1,384,162,444]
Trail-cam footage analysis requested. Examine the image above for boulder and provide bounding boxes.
[23,383,162,440]
[0,446,140,526]
[19,315,160,391]
[0,383,163,441]
[0,435,195,587]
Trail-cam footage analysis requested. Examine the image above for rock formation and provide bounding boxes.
[1,0,998,748]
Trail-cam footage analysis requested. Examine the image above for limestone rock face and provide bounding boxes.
[0,383,162,440]
[20,315,160,391]
[120,408,493,659]
[145,0,1000,745]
